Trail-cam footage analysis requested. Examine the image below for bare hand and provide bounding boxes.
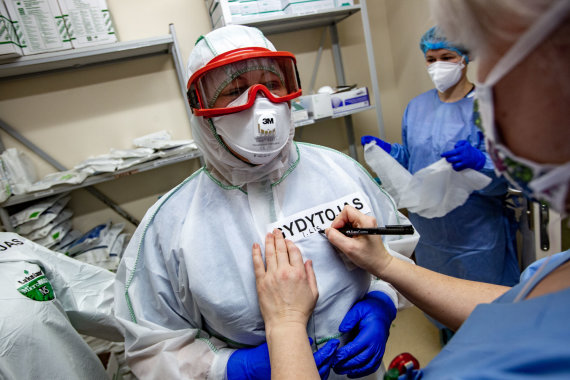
[325,205,393,277]
[252,229,319,331]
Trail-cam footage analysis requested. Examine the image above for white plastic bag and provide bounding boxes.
[133,130,194,150]
[1,148,37,195]
[0,157,12,202]
[9,193,69,227]
[24,208,73,240]
[15,196,71,235]
[364,142,492,218]
[28,170,88,192]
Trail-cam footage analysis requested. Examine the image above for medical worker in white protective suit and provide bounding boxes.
[0,232,123,379]
[114,25,419,380]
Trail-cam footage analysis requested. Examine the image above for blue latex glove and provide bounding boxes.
[313,339,341,380]
[227,339,340,380]
[361,135,391,154]
[440,140,486,171]
[333,291,397,378]
[227,343,270,380]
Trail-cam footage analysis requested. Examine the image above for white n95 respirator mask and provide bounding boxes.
[212,93,292,165]
[427,60,465,93]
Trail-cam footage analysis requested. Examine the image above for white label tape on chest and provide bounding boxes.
[267,192,372,242]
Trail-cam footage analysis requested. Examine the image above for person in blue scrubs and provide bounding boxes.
[253,0,570,378]
[362,27,520,287]
[363,25,521,344]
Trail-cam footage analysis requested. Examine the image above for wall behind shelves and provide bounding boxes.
[0,0,476,234]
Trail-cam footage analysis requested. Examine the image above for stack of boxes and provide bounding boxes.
[0,1,22,58]
[208,0,355,29]
[296,86,370,122]
[0,0,117,61]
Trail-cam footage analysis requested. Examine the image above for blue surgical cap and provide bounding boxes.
[420,26,470,63]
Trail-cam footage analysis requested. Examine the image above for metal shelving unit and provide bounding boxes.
[0,24,202,230]
[0,35,175,78]
[293,105,374,128]
[240,5,361,34]
[0,150,202,207]
[230,0,384,160]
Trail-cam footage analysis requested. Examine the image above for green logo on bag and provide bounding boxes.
[17,269,55,301]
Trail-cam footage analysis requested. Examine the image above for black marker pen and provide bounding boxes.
[319,225,414,236]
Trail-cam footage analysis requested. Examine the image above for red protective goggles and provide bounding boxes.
[187,47,302,117]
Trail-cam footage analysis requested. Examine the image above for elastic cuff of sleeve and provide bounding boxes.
[212,348,235,380]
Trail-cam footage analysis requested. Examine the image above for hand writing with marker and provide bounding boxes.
[323,205,394,276]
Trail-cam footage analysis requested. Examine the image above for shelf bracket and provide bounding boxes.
[329,23,358,161]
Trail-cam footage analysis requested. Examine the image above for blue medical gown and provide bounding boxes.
[390,89,520,286]
[410,249,570,379]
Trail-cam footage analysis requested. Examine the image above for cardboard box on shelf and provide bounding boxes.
[284,0,335,15]
[0,1,23,59]
[291,98,309,123]
[330,86,370,115]
[3,0,72,55]
[335,0,353,6]
[298,93,333,119]
[57,0,117,48]
[212,0,288,27]
[211,0,240,26]
[257,0,284,14]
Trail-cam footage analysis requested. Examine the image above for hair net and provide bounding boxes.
[187,25,296,187]
[420,26,470,63]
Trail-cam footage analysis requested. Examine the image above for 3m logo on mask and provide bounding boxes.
[256,112,277,140]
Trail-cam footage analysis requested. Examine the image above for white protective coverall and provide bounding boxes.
[0,232,123,379]
[114,25,419,380]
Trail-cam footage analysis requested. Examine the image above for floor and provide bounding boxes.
[383,306,442,370]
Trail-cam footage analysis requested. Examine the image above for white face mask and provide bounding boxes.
[427,59,464,93]
[212,93,292,165]
[474,0,570,215]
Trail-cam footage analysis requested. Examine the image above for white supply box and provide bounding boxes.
[284,0,335,15]
[58,0,117,48]
[335,0,353,6]
[291,98,309,123]
[3,0,72,55]
[257,0,284,14]
[210,0,349,28]
[0,1,23,59]
[212,0,287,27]
[330,86,370,115]
[298,93,333,119]
[211,0,239,27]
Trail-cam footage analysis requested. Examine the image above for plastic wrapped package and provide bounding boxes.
[33,218,72,248]
[364,142,492,218]
[27,169,89,192]
[24,208,73,241]
[133,130,195,150]
[0,156,12,202]
[15,195,71,235]
[67,222,127,271]
[1,148,37,195]
[9,193,69,227]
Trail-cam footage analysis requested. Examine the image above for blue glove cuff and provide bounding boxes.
[361,135,391,154]
[366,291,397,320]
[227,344,270,380]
